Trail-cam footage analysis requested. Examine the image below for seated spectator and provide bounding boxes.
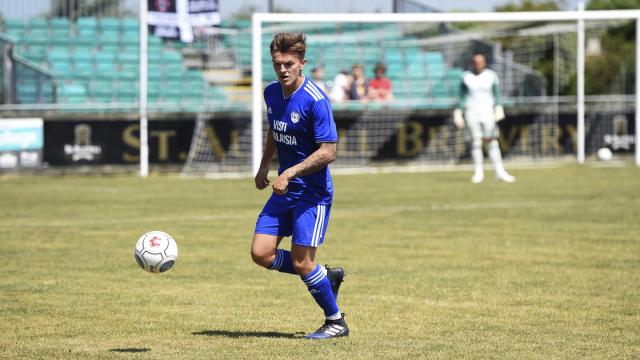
[368,63,393,101]
[347,64,368,101]
[311,66,329,94]
[329,70,349,103]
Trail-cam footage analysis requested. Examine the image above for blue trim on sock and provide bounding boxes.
[269,249,296,274]
[301,264,340,317]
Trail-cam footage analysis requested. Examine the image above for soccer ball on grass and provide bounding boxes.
[134,231,178,273]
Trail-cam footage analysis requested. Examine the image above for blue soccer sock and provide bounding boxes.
[269,248,297,274]
[302,264,341,319]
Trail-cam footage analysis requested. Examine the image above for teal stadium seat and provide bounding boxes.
[122,30,138,45]
[5,18,25,29]
[48,47,71,62]
[99,30,120,46]
[100,45,120,53]
[50,17,70,29]
[73,47,94,64]
[58,83,87,103]
[21,46,47,64]
[28,18,48,30]
[5,29,23,43]
[99,17,121,31]
[119,50,139,64]
[74,31,97,47]
[28,29,49,46]
[159,50,181,64]
[117,68,137,81]
[96,62,117,74]
[77,17,98,31]
[122,18,138,31]
[95,51,117,63]
[148,64,163,81]
[73,62,94,80]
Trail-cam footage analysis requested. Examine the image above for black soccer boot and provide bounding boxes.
[304,315,349,340]
[325,265,345,300]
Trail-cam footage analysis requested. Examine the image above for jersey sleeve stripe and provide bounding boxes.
[308,82,325,99]
[304,85,321,102]
[304,84,321,101]
[306,83,324,100]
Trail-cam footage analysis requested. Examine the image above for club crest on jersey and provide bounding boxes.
[290,111,300,123]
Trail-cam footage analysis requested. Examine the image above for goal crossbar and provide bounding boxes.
[252,10,640,175]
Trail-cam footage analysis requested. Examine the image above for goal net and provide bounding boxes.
[182,10,640,177]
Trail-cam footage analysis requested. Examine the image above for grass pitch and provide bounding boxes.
[1,165,639,359]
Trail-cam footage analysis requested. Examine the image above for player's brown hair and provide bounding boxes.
[270,32,307,60]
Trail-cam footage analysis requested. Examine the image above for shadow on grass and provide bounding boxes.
[109,348,150,353]
[193,329,304,339]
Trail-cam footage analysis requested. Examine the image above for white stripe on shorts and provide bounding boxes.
[312,205,325,247]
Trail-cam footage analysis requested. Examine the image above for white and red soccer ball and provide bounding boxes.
[134,231,178,273]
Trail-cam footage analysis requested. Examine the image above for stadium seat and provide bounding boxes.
[5,29,23,42]
[28,30,49,46]
[117,69,137,81]
[50,32,73,46]
[74,32,97,47]
[73,48,94,64]
[99,31,120,46]
[100,45,120,53]
[99,17,121,31]
[121,18,138,31]
[21,47,47,63]
[122,31,139,45]
[58,83,87,103]
[119,51,139,64]
[159,50,182,64]
[48,48,71,62]
[186,84,205,97]
[96,62,117,74]
[95,51,117,63]
[28,18,48,30]
[77,17,98,31]
[121,62,138,71]
[5,18,26,29]
[50,17,71,29]
[95,69,116,81]
[425,52,445,65]
[73,62,94,80]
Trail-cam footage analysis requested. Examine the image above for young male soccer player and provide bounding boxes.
[251,32,349,340]
[453,53,516,183]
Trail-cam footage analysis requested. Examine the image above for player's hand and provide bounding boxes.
[255,168,270,190]
[453,109,465,129]
[272,173,290,195]
[494,105,505,122]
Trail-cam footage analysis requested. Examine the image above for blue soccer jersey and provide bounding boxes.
[264,76,338,204]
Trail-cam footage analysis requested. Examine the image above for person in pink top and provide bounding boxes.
[367,63,393,101]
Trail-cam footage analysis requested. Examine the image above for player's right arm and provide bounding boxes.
[453,77,468,129]
[255,128,276,190]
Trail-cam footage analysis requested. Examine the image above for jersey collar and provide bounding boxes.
[282,76,307,100]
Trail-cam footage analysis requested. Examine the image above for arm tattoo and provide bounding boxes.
[292,152,329,177]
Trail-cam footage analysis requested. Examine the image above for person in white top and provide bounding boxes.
[453,53,515,183]
[329,71,349,103]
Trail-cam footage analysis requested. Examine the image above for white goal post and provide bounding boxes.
[251,8,640,176]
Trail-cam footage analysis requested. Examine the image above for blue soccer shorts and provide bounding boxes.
[255,194,332,247]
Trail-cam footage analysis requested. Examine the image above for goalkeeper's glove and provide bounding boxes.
[494,105,505,122]
[453,109,465,129]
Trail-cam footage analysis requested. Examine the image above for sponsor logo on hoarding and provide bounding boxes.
[63,124,102,162]
[604,114,635,151]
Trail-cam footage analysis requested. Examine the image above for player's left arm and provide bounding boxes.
[492,72,505,122]
[272,99,338,195]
